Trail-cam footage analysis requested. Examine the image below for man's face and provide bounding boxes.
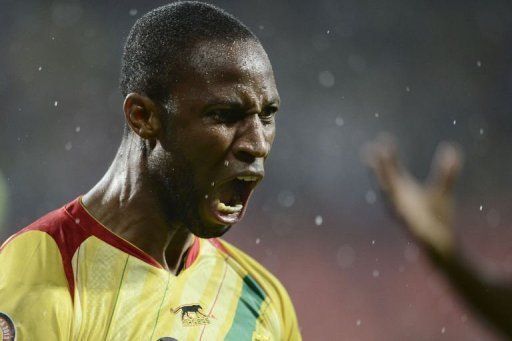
[149,39,280,238]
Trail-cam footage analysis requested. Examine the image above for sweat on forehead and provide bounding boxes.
[119,1,260,103]
[185,39,272,81]
[170,38,278,113]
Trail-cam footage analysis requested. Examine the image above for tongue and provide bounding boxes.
[229,191,242,206]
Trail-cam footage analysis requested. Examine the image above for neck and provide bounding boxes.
[81,134,194,275]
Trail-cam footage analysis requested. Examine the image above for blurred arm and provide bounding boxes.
[363,134,512,338]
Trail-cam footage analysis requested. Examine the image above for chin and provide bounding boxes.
[189,222,232,239]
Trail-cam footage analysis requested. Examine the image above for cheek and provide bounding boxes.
[265,125,276,147]
[184,125,235,168]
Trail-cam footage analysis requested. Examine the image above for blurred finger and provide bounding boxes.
[428,142,463,194]
[361,133,403,194]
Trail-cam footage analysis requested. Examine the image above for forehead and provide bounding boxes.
[190,39,271,77]
[175,39,279,104]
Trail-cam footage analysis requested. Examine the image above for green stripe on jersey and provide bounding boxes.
[225,275,266,340]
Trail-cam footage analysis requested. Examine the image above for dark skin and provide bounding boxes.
[82,39,279,275]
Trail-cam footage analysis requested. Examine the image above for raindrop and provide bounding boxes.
[224,160,229,167]
[54,101,59,107]
[365,190,376,204]
[479,205,483,211]
[318,71,335,88]
[75,126,81,133]
[326,29,330,34]
[372,269,380,277]
[65,142,72,151]
[75,218,80,224]
[405,86,410,92]
[314,215,323,226]
[374,112,379,118]
[476,60,482,67]
[453,120,456,125]
[258,25,264,30]
[38,66,42,71]
[277,190,295,208]
[441,327,446,334]
[204,194,208,199]
[336,245,355,269]
[211,181,215,187]
[255,238,261,244]
[479,128,484,135]
[356,319,362,326]
[371,240,375,245]
[129,8,138,16]
[335,116,344,126]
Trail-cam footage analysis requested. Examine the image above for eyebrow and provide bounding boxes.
[204,98,244,109]
[204,96,280,110]
[266,96,280,107]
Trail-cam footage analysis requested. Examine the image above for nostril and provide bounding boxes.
[235,150,256,163]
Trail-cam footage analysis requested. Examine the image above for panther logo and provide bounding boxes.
[172,304,211,327]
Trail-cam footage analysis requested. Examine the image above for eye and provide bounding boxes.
[208,109,238,124]
[259,106,278,122]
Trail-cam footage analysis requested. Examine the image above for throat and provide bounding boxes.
[164,232,197,275]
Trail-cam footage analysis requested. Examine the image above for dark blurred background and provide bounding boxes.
[2,0,512,339]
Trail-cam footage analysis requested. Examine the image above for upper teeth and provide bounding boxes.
[237,176,258,182]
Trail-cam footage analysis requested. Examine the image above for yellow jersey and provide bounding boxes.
[0,198,301,340]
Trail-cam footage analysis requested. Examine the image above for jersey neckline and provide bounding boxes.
[64,196,201,271]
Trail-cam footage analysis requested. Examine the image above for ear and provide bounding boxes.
[123,93,162,139]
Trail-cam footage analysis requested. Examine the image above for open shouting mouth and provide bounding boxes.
[207,173,262,225]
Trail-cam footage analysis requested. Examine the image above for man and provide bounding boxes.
[365,134,512,339]
[0,2,300,340]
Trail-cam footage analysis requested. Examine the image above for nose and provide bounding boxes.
[233,114,272,163]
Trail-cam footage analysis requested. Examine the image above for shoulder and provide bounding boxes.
[0,206,77,339]
[0,198,90,297]
[1,205,70,252]
[1,199,89,258]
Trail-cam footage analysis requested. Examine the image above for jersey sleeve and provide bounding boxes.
[0,230,73,340]
[277,280,301,341]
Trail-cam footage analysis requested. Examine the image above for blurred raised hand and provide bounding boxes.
[363,134,461,258]
[362,133,512,339]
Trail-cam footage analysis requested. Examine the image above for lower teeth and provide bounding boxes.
[217,202,243,214]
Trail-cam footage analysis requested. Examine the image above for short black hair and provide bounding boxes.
[120,1,258,105]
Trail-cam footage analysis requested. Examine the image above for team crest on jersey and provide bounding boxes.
[0,313,15,341]
[172,304,211,327]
